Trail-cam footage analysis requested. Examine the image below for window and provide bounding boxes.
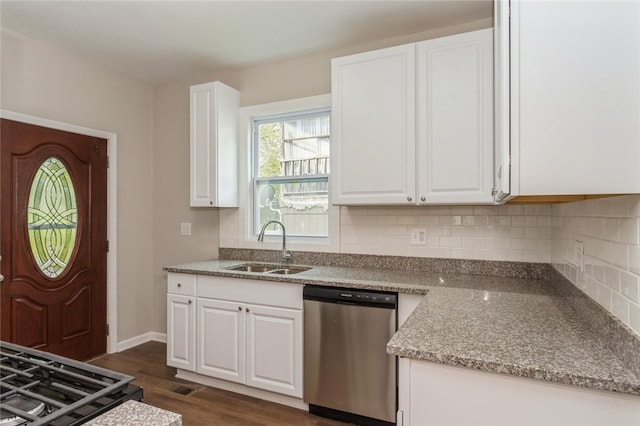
[253,108,330,238]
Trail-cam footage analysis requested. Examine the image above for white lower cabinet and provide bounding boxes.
[196,298,245,383]
[245,303,303,396]
[399,359,640,426]
[197,297,303,397]
[167,273,303,399]
[166,274,196,371]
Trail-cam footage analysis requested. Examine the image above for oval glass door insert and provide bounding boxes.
[27,157,78,278]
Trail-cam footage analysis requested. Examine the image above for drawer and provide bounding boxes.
[167,273,196,296]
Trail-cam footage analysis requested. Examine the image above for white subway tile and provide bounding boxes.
[630,302,640,335]
[611,292,629,324]
[463,237,487,249]
[451,206,474,215]
[440,236,463,248]
[497,249,524,262]
[620,271,640,303]
[631,245,640,276]
[397,216,418,225]
[451,248,474,259]
[596,283,612,310]
[603,265,621,291]
[620,218,639,244]
[604,218,620,241]
[451,226,475,237]
[418,215,440,226]
[584,275,598,299]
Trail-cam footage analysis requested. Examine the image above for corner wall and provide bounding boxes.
[552,195,640,336]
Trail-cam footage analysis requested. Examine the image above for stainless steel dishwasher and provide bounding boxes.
[303,285,398,426]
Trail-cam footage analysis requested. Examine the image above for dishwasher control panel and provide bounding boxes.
[304,285,397,309]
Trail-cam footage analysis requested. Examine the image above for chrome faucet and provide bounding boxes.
[257,219,293,264]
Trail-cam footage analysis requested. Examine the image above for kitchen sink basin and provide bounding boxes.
[225,263,310,275]
[267,267,310,275]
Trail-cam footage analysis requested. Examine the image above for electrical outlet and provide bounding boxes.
[410,229,427,245]
[574,240,584,272]
[180,223,192,236]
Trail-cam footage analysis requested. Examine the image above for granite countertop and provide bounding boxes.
[164,257,640,397]
[388,286,640,396]
[164,259,554,296]
[86,400,181,425]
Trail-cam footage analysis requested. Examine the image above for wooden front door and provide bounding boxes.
[0,118,108,360]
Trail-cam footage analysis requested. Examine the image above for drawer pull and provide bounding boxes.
[177,283,182,288]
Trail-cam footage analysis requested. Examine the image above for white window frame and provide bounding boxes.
[236,94,340,253]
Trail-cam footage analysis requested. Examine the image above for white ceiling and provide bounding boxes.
[0,0,493,84]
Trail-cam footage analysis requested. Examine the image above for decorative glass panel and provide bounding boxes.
[27,157,78,278]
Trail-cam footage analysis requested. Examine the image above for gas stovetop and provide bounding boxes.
[0,342,143,425]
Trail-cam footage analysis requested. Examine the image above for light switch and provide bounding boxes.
[180,223,192,236]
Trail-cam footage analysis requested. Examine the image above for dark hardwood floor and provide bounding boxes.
[89,341,348,426]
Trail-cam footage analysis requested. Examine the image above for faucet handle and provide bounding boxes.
[281,250,293,264]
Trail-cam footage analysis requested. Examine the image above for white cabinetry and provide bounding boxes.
[401,359,640,426]
[495,0,640,199]
[195,276,303,398]
[197,298,245,382]
[331,29,494,205]
[190,81,239,207]
[166,273,196,371]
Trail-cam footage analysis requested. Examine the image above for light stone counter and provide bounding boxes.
[86,400,181,426]
[164,253,640,398]
[387,286,640,396]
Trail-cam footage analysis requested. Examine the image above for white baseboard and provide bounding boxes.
[116,332,167,352]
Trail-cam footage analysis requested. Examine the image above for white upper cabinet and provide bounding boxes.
[190,81,239,207]
[496,0,640,198]
[331,44,416,205]
[416,30,494,204]
[331,29,494,205]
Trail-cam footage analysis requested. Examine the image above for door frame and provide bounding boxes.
[0,110,119,353]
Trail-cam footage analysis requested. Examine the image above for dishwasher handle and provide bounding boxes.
[303,285,397,309]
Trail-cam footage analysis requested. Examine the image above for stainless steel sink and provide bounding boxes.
[225,263,310,275]
[268,267,310,275]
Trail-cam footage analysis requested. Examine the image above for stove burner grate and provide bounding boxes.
[0,342,138,425]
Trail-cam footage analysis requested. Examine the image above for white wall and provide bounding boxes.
[152,18,493,334]
[1,30,155,343]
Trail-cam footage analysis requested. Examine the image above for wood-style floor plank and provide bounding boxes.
[89,341,348,425]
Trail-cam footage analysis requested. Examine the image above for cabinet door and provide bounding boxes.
[331,44,416,205]
[511,0,640,195]
[196,298,245,383]
[190,81,239,207]
[416,29,494,204]
[245,304,303,397]
[166,294,195,371]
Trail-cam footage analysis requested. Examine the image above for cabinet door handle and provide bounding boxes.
[420,196,426,202]
[238,306,242,311]
[188,300,192,305]
[407,196,412,202]
[245,307,250,313]
[177,283,182,288]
